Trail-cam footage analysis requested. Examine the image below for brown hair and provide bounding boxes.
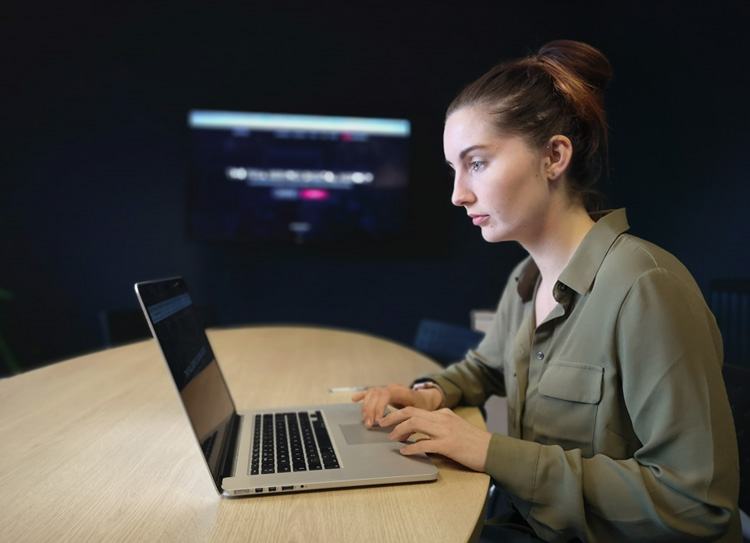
[446,40,613,211]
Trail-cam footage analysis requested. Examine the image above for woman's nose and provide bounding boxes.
[451,174,475,207]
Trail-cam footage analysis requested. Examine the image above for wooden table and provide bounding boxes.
[0,326,490,542]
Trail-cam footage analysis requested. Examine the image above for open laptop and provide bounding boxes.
[135,277,438,497]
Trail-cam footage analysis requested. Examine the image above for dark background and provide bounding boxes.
[2,0,749,374]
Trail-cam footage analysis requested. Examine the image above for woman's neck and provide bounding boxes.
[523,203,595,289]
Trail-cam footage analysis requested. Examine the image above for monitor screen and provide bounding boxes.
[187,110,412,247]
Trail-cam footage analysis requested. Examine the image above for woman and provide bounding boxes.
[354,40,740,542]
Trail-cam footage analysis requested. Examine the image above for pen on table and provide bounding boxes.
[328,385,384,393]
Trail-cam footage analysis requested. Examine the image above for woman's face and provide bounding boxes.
[444,106,551,244]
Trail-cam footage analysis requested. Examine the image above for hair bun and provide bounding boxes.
[537,40,613,93]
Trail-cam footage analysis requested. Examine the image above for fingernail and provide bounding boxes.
[365,418,372,427]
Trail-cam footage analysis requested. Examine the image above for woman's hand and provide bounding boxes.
[352,383,443,428]
[382,406,491,472]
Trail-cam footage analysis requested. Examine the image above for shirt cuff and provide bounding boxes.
[485,433,541,502]
[417,375,464,408]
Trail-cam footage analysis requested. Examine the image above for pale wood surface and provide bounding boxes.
[0,326,489,543]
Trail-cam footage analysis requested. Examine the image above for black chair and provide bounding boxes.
[722,363,750,540]
[711,279,750,369]
[99,305,217,348]
[412,318,485,367]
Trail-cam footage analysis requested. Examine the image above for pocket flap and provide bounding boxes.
[538,363,603,404]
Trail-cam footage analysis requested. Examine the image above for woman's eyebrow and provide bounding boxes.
[445,144,490,167]
[459,144,489,160]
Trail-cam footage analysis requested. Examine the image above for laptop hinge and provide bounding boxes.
[216,413,241,488]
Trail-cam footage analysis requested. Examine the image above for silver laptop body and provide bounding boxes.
[135,277,438,497]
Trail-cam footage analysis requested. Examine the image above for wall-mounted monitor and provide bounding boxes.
[187,110,412,248]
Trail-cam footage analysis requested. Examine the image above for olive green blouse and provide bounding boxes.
[428,209,740,542]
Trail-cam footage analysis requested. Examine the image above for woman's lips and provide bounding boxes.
[471,215,489,226]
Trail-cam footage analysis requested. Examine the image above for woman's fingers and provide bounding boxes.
[354,385,394,427]
[352,384,417,427]
[382,407,491,472]
[387,407,444,441]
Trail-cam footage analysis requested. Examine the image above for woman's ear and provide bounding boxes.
[544,135,573,181]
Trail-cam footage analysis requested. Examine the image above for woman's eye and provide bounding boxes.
[469,161,485,172]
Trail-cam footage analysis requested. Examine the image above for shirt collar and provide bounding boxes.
[516,209,630,302]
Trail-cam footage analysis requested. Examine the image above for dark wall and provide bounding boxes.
[2,1,749,373]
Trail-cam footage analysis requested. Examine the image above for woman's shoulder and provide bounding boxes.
[599,233,700,294]
[609,233,688,273]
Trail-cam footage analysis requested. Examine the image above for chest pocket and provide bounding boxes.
[534,362,603,457]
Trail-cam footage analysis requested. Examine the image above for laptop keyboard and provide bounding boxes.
[251,411,340,476]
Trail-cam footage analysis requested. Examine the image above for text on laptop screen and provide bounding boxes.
[187,110,411,246]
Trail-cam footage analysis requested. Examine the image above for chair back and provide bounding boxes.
[413,319,484,367]
[723,363,750,513]
[711,279,750,369]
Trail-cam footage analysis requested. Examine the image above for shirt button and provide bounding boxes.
[537,351,544,360]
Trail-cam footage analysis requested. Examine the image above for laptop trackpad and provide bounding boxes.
[339,423,392,445]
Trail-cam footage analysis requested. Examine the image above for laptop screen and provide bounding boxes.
[135,278,235,488]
